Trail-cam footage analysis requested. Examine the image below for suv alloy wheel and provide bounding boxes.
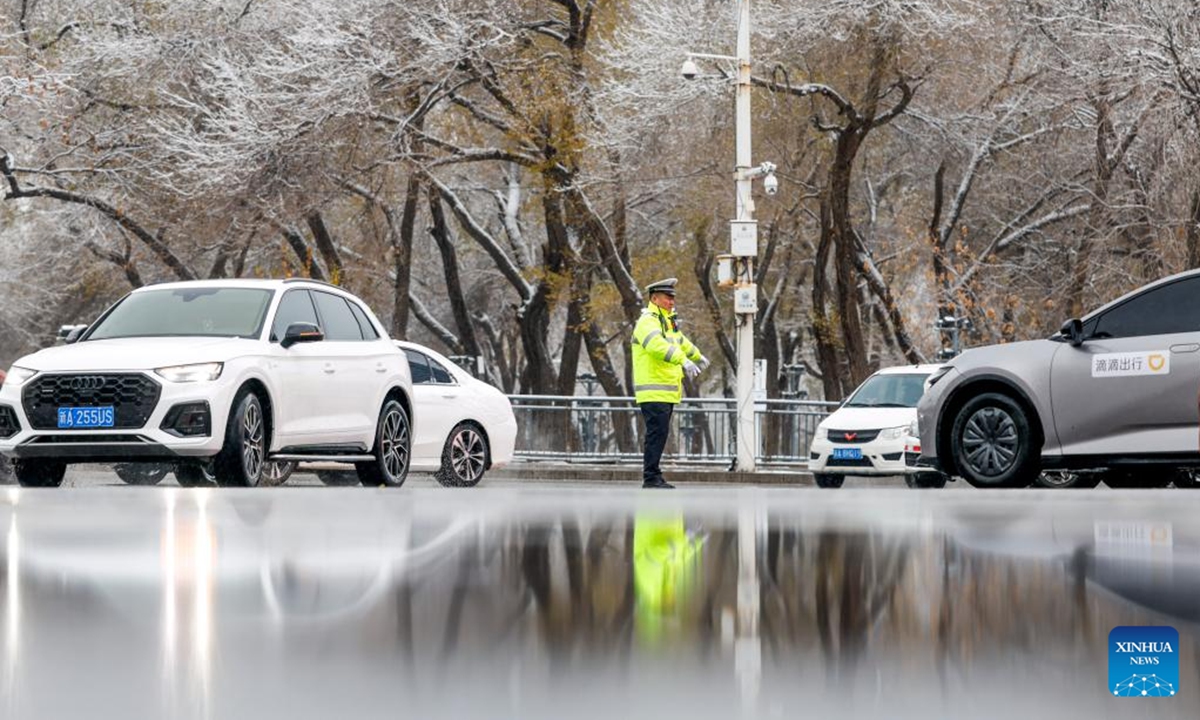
[213,390,266,487]
[356,399,410,487]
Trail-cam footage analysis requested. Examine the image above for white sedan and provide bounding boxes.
[317,341,516,487]
[808,363,946,488]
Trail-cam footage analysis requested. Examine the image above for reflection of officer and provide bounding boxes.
[631,278,708,489]
[633,512,703,643]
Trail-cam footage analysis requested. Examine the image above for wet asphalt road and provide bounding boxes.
[1,472,1198,719]
[54,464,916,489]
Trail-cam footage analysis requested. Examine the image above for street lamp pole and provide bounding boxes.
[683,0,773,473]
[733,0,756,473]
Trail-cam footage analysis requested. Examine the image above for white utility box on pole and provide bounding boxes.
[730,220,758,257]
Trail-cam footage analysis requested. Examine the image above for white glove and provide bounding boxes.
[696,355,710,372]
[682,358,701,380]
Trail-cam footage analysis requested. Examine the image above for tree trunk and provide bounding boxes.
[828,127,870,388]
[693,224,736,371]
[813,201,845,401]
[428,188,481,358]
[393,174,420,338]
[305,210,343,283]
[280,226,324,281]
[1188,190,1200,269]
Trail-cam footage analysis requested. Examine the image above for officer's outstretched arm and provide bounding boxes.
[679,334,703,363]
[633,319,683,365]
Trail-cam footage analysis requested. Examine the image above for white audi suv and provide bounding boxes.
[0,279,413,488]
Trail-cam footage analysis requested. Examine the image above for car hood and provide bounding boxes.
[15,337,261,372]
[948,337,1057,372]
[820,406,916,431]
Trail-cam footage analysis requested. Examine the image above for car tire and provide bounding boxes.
[114,463,170,486]
[316,469,360,487]
[814,473,844,489]
[13,459,66,488]
[1035,470,1100,489]
[1101,469,1171,489]
[906,472,947,489]
[175,461,218,487]
[950,392,1038,488]
[356,399,411,488]
[261,461,297,487]
[434,423,489,488]
[213,390,267,488]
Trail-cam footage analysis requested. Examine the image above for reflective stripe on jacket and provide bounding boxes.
[630,303,702,404]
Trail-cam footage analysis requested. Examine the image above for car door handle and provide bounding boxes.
[1170,344,1199,354]
[323,363,336,374]
[375,364,387,373]
[441,393,459,399]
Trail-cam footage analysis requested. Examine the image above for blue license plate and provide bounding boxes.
[833,448,863,460]
[57,406,115,429]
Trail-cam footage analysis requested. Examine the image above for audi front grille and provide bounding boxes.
[21,373,162,430]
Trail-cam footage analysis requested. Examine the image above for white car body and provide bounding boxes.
[0,279,411,471]
[809,364,944,477]
[396,341,516,474]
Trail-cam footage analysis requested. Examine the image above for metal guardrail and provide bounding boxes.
[508,395,840,467]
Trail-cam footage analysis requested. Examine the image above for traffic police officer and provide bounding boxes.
[631,278,708,488]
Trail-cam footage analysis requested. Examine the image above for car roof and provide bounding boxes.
[871,363,944,376]
[1080,267,1200,321]
[394,340,456,365]
[133,278,352,295]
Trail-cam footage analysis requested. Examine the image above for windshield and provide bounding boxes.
[87,287,274,340]
[843,373,929,408]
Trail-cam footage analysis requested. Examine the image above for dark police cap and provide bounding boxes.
[645,277,678,297]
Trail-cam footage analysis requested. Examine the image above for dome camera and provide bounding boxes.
[680,58,699,80]
[763,173,779,196]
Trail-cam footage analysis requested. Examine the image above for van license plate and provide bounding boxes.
[833,448,862,460]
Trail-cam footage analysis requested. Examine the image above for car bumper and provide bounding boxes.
[808,436,908,476]
[0,374,239,462]
[487,414,519,469]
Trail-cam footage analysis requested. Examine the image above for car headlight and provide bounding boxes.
[4,366,37,387]
[881,426,909,440]
[155,362,223,383]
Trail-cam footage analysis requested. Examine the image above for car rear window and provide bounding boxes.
[405,350,432,384]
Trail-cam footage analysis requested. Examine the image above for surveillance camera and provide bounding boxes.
[680,58,698,80]
[763,173,779,196]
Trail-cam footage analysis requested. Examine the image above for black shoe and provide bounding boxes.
[642,479,675,489]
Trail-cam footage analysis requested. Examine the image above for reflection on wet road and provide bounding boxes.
[0,488,1198,719]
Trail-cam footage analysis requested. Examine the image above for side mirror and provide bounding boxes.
[281,322,324,349]
[1060,318,1084,347]
[64,327,86,344]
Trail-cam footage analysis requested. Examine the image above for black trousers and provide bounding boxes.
[640,402,674,483]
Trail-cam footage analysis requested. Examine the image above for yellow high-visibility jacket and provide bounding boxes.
[630,303,702,404]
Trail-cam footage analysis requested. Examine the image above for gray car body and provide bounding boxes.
[918,269,1200,475]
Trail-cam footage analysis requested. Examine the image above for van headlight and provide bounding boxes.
[881,426,908,440]
[155,362,224,383]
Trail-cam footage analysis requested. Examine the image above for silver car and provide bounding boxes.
[917,269,1200,489]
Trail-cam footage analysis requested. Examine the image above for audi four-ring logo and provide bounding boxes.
[70,376,106,391]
